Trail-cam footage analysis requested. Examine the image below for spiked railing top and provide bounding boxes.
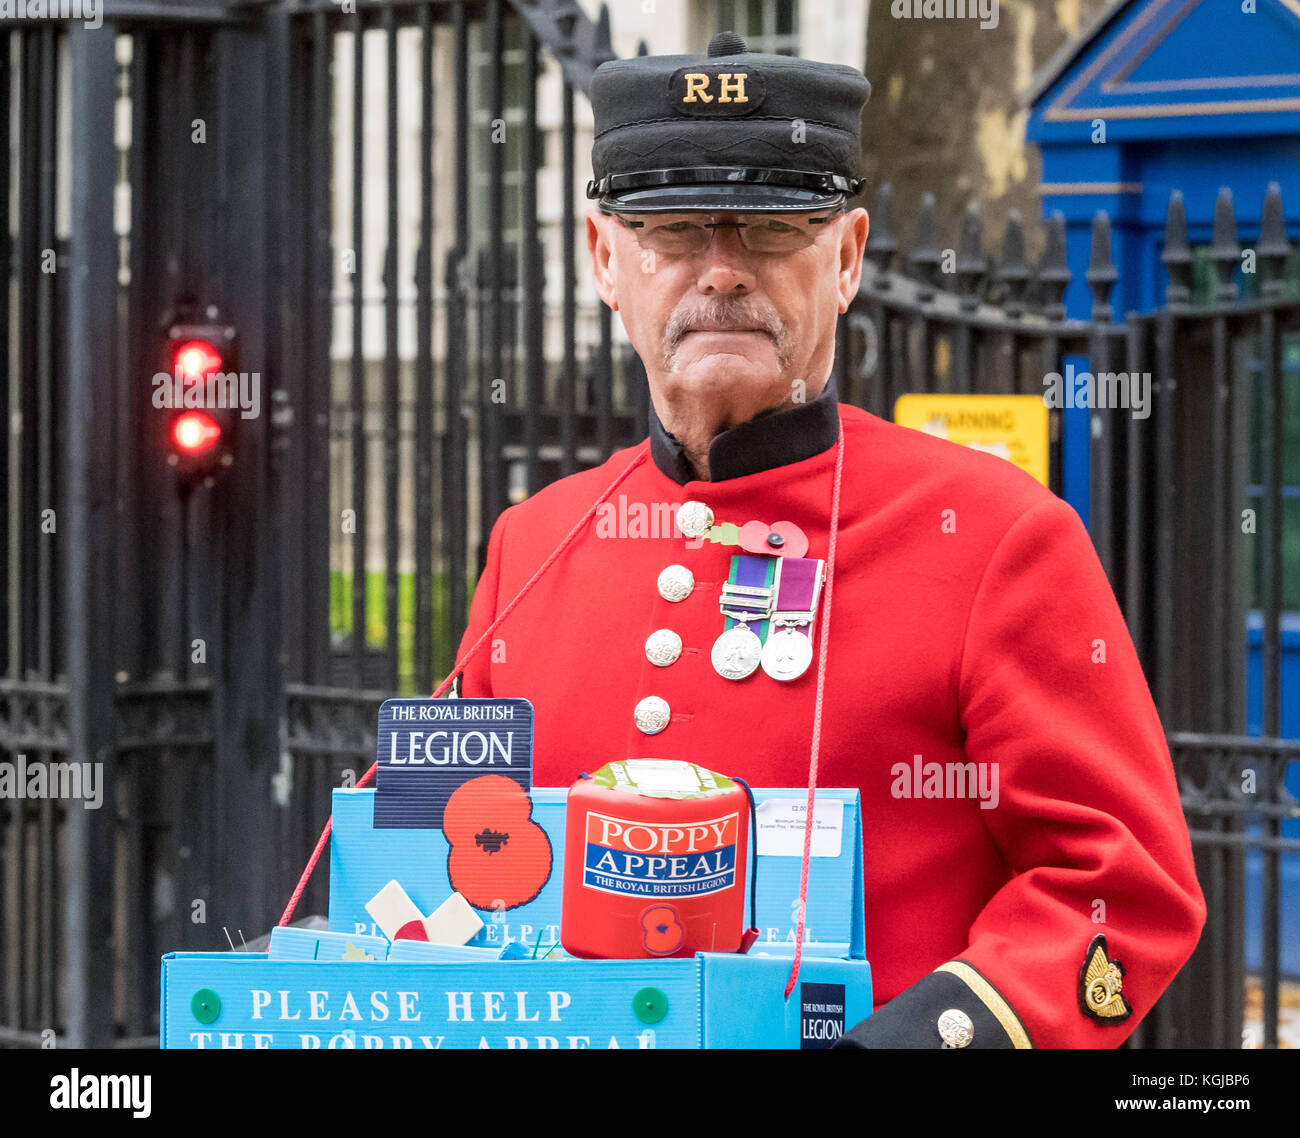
[997,210,1030,319]
[853,183,1291,323]
[1212,186,1241,303]
[909,193,942,301]
[955,203,987,312]
[1038,212,1071,322]
[1162,190,1191,307]
[865,182,898,284]
[1086,211,1118,324]
[1258,182,1291,300]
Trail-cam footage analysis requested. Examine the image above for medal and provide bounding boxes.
[760,556,825,681]
[712,554,777,681]
[761,626,815,681]
[683,509,824,683]
[711,624,763,680]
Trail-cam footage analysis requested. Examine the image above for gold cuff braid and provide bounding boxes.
[934,961,1033,1049]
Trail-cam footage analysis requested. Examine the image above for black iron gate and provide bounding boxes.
[1,0,1296,1048]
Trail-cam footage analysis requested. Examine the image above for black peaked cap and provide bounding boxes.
[588,31,871,213]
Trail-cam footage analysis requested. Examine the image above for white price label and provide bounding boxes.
[755,798,843,858]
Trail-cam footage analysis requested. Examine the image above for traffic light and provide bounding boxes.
[171,409,223,456]
[162,320,239,489]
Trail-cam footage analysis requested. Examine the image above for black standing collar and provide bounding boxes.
[648,373,841,484]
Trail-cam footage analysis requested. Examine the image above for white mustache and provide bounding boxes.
[667,301,782,341]
[663,297,789,367]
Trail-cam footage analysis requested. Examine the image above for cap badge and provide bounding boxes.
[669,65,766,116]
[1078,934,1133,1024]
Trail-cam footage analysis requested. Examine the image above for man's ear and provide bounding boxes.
[587,210,619,311]
[836,207,869,313]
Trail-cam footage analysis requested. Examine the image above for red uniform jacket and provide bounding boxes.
[456,390,1206,1048]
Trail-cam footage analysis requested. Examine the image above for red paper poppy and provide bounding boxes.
[640,904,686,956]
[444,774,553,911]
[737,520,809,558]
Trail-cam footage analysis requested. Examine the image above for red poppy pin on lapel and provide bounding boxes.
[737,520,809,558]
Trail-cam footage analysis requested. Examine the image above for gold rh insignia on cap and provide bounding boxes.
[1079,934,1133,1025]
[933,961,1033,1048]
[681,72,749,104]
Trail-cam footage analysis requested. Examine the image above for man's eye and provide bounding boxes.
[754,220,799,234]
[656,222,701,234]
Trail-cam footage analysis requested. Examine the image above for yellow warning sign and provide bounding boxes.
[894,394,1049,487]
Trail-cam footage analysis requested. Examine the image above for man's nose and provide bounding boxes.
[694,228,758,295]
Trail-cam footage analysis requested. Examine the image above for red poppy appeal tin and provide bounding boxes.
[561,760,749,959]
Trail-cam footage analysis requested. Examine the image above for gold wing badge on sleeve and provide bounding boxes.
[1078,934,1133,1024]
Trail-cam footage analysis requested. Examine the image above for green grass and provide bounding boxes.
[330,570,477,693]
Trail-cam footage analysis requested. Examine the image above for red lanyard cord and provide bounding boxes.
[784,431,844,998]
[276,448,649,929]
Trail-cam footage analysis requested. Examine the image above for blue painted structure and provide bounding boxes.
[1027,0,1300,317]
[1027,0,1300,975]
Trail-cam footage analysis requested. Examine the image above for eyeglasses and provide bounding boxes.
[611,207,846,256]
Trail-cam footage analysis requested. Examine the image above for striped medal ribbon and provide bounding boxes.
[760,556,825,682]
[711,554,778,681]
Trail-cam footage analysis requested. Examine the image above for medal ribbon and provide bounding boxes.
[723,554,777,640]
[770,556,820,637]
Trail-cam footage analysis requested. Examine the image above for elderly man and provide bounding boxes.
[456,32,1205,1048]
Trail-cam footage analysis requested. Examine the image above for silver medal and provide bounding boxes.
[760,625,814,681]
[711,624,763,681]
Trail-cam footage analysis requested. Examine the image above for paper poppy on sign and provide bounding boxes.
[737,521,808,558]
[444,774,553,911]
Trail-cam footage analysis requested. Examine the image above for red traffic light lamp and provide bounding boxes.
[162,320,239,489]
[172,410,223,456]
[173,340,224,383]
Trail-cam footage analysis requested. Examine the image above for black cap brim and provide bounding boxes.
[599,182,846,214]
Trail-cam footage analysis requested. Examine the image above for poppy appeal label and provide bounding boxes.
[581,811,739,898]
[374,698,533,829]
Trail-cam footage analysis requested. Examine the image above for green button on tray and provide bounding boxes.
[191,988,222,1025]
[632,986,668,1025]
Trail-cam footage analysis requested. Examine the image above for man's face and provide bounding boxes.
[587,205,869,436]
